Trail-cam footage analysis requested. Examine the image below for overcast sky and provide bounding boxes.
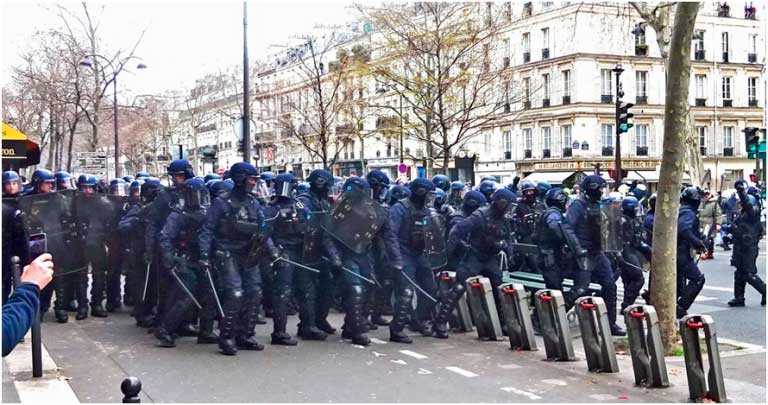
[2,0,357,101]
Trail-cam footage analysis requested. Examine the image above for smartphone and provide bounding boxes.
[28,233,48,260]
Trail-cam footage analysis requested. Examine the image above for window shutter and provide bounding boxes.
[630,127,637,155]
[716,126,724,156]
[734,126,741,156]
[594,125,602,154]
[707,127,715,156]
[649,124,657,156]
[553,127,561,157]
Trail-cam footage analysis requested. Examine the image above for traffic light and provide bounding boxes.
[617,102,634,134]
[749,173,756,183]
[743,127,760,159]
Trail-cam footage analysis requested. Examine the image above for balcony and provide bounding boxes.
[695,50,706,61]
[700,146,707,156]
[723,99,733,107]
[523,2,532,18]
[722,52,730,63]
[601,94,613,104]
[524,149,532,159]
[503,57,510,68]
[602,146,614,157]
[717,4,730,18]
[523,52,530,63]
[542,48,550,59]
[504,151,512,160]
[749,99,758,107]
[542,98,550,108]
[562,147,573,157]
[723,147,734,157]
[542,149,551,158]
[523,101,531,110]
[636,146,649,156]
[695,98,706,107]
[335,124,354,134]
[562,95,571,105]
[503,103,511,113]
[635,45,648,56]
[748,53,757,63]
[636,95,648,105]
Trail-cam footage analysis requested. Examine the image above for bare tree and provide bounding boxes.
[182,74,224,172]
[652,1,700,354]
[358,2,515,176]
[630,2,705,187]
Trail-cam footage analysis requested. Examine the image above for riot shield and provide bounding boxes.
[600,199,623,253]
[323,188,387,254]
[18,191,72,264]
[74,192,127,243]
[423,212,448,270]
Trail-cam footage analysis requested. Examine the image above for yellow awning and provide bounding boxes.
[2,122,28,141]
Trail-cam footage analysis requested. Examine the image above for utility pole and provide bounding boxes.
[242,1,251,163]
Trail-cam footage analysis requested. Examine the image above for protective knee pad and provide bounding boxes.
[223,289,244,309]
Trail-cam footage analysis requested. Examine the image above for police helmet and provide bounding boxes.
[408,177,436,197]
[307,169,333,191]
[451,181,465,191]
[680,186,702,208]
[167,159,194,179]
[536,180,552,197]
[203,173,221,183]
[31,169,56,189]
[463,190,487,210]
[581,175,606,202]
[209,179,234,198]
[134,171,151,179]
[183,178,209,209]
[109,178,127,196]
[296,182,310,193]
[387,185,411,205]
[366,170,390,189]
[622,196,640,215]
[273,173,297,197]
[544,187,569,209]
[431,175,451,192]
[140,177,163,203]
[229,162,260,192]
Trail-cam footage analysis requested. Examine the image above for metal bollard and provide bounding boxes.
[121,376,142,403]
[679,314,727,403]
[623,304,669,388]
[574,296,619,373]
[498,283,537,351]
[437,271,473,332]
[12,256,43,378]
[533,289,575,361]
[464,276,502,340]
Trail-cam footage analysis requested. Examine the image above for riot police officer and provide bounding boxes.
[435,189,516,338]
[155,178,217,347]
[617,196,647,313]
[566,175,624,335]
[199,163,269,355]
[106,179,127,312]
[535,181,551,205]
[54,171,74,191]
[2,171,27,304]
[386,184,410,206]
[538,188,589,307]
[513,180,542,273]
[447,181,465,209]
[265,172,327,343]
[727,180,766,306]
[676,187,708,318]
[366,170,395,328]
[447,190,486,234]
[388,178,439,343]
[477,180,497,202]
[432,175,451,193]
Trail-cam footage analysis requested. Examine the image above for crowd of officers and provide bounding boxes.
[2,160,765,356]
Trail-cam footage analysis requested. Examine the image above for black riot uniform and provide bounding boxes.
[199,162,270,355]
[538,188,589,307]
[513,181,543,273]
[2,171,28,305]
[264,173,328,343]
[365,170,395,328]
[106,179,127,312]
[434,189,516,338]
[155,178,219,347]
[617,196,648,313]
[676,187,708,318]
[727,180,766,307]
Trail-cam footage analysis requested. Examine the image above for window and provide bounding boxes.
[635,25,646,46]
[697,126,707,150]
[541,27,550,49]
[694,30,705,52]
[721,32,729,55]
[484,132,492,154]
[601,69,613,96]
[503,38,510,59]
[636,124,648,147]
[723,126,734,148]
[522,32,530,53]
[722,77,731,100]
[636,71,647,97]
[523,128,533,150]
[503,130,512,157]
[750,34,758,55]
[523,77,530,102]
[542,74,550,99]
[542,127,552,150]
[695,74,706,99]
[561,125,572,148]
[602,124,614,147]
[562,69,571,97]
[748,77,757,102]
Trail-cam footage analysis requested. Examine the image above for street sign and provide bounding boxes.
[398,163,407,174]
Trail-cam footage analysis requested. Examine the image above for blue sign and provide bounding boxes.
[581,141,590,151]
[572,141,580,150]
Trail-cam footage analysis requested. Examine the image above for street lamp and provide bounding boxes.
[80,55,146,178]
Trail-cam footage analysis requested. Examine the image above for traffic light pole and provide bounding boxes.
[613,66,624,188]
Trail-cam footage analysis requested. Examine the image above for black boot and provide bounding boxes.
[432,283,465,339]
[316,319,337,334]
[729,274,747,307]
[76,306,88,320]
[371,314,390,326]
[197,316,219,344]
[219,310,238,355]
[237,298,265,350]
[389,287,414,343]
[271,332,298,346]
[344,285,370,346]
[177,322,200,337]
[154,327,176,348]
[91,303,108,318]
[389,329,413,344]
[746,273,766,305]
[297,327,328,341]
[55,309,69,323]
[271,293,297,346]
[236,335,265,351]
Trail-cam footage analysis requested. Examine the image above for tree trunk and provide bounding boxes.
[193,127,200,174]
[67,127,75,173]
[652,1,700,355]
[358,134,366,173]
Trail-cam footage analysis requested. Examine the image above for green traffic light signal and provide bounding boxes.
[617,102,634,134]
[620,123,634,132]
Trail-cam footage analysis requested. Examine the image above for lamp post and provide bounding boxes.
[80,55,146,178]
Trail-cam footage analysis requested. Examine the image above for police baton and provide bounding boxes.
[321,256,378,286]
[141,260,152,303]
[271,256,321,274]
[399,268,438,303]
[168,267,203,310]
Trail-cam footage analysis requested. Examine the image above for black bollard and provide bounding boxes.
[121,377,142,403]
[12,256,43,378]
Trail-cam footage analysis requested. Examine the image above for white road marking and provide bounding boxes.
[417,368,433,375]
[370,338,388,345]
[541,379,568,386]
[445,366,478,378]
[390,359,407,365]
[703,285,734,292]
[372,351,387,357]
[497,363,521,370]
[589,394,618,401]
[500,386,542,400]
[399,350,428,360]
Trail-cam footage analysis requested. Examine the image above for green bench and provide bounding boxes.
[503,271,602,295]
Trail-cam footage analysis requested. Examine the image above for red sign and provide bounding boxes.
[398,163,407,174]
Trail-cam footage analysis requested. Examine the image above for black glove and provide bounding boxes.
[513,176,520,186]
[329,255,343,269]
[144,252,153,264]
[392,263,403,272]
[199,259,211,271]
